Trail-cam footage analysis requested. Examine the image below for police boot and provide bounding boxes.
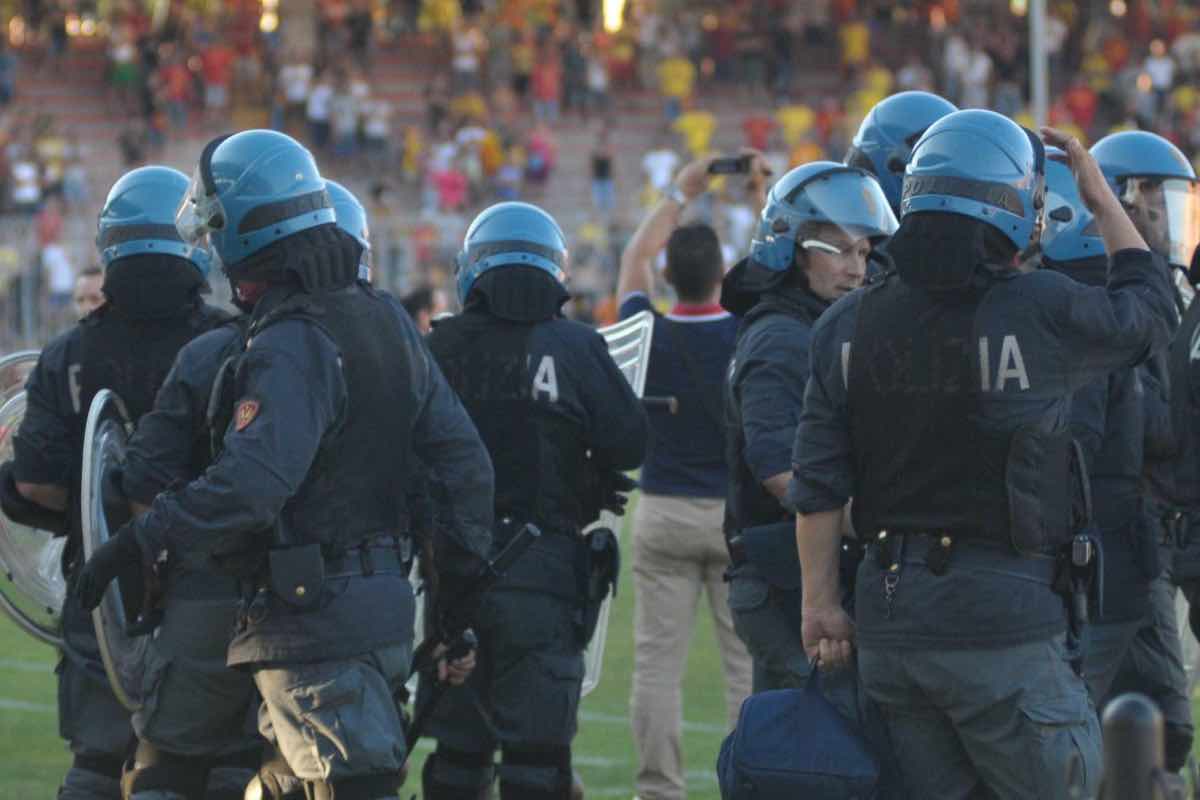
[422,750,495,800]
[570,770,584,800]
[120,743,208,800]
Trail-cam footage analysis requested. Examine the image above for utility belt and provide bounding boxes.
[867,528,1098,673]
[239,534,412,625]
[864,530,1058,582]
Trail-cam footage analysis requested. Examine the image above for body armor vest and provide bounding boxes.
[848,275,1077,554]
[250,286,415,550]
[429,311,590,533]
[78,303,227,430]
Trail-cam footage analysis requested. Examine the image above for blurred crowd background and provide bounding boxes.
[1,0,1198,346]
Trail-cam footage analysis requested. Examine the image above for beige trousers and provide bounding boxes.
[630,492,752,800]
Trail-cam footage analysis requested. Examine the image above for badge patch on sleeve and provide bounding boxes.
[234,398,261,431]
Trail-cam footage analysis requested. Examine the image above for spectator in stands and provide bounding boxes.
[346,0,375,71]
[200,38,235,123]
[401,285,449,334]
[531,43,563,124]
[585,37,610,117]
[618,154,752,800]
[279,50,313,134]
[591,124,615,218]
[643,133,681,197]
[72,265,104,319]
[306,68,333,150]
[657,49,696,123]
[329,69,359,159]
[961,35,993,109]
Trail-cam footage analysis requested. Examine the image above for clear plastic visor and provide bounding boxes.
[1120,177,1200,268]
[174,165,226,246]
[778,169,900,241]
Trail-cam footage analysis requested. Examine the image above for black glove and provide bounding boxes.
[597,470,638,517]
[77,524,144,612]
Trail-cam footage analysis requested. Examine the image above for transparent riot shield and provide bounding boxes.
[581,310,654,696]
[0,350,66,647]
[81,389,148,711]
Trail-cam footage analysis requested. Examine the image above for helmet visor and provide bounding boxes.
[780,168,900,242]
[1120,177,1200,268]
[174,165,226,247]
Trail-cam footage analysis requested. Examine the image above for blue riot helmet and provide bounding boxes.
[845,91,958,214]
[174,129,334,275]
[1041,146,1104,264]
[902,109,1046,252]
[454,201,568,305]
[325,179,372,281]
[748,161,898,276]
[1091,131,1200,270]
[97,165,212,275]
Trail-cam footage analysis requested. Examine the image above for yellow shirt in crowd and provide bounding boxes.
[658,57,696,100]
[673,110,716,157]
[776,104,815,146]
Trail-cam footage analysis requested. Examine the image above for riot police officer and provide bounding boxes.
[721,161,896,694]
[0,165,231,800]
[1040,147,1180,736]
[1091,129,1200,770]
[77,130,495,800]
[109,178,385,799]
[844,90,958,215]
[325,180,373,283]
[419,201,647,800]
[793,114,1174,798]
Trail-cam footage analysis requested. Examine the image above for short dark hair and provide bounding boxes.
[402,286,434,316]
[665,223,722,302]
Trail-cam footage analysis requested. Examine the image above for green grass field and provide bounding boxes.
[0,510,732,799]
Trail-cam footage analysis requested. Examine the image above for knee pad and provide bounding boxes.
[59,755,123,800]
[1165,723,1194,773]
[498,745,571,800]
[121,742,209,799]
[423,748,495,800]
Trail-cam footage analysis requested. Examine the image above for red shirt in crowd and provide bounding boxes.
[532,59,562,103]
[201,44,236,87]
[742,114,776,151]
[161,62,194,102]
[1063,82,1098,132]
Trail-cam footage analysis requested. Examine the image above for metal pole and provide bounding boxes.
[1029,0,1049,127]
[1099,693,1163,800]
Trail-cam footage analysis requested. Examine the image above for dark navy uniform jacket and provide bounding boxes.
[126,288,494,664]
[790,249,1175,650]
[12,327,85,489]
[725,287,828,534]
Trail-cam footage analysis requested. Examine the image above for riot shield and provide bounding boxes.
[81,389,147,711]
[0,350,67,647]
[582,310,654,696]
